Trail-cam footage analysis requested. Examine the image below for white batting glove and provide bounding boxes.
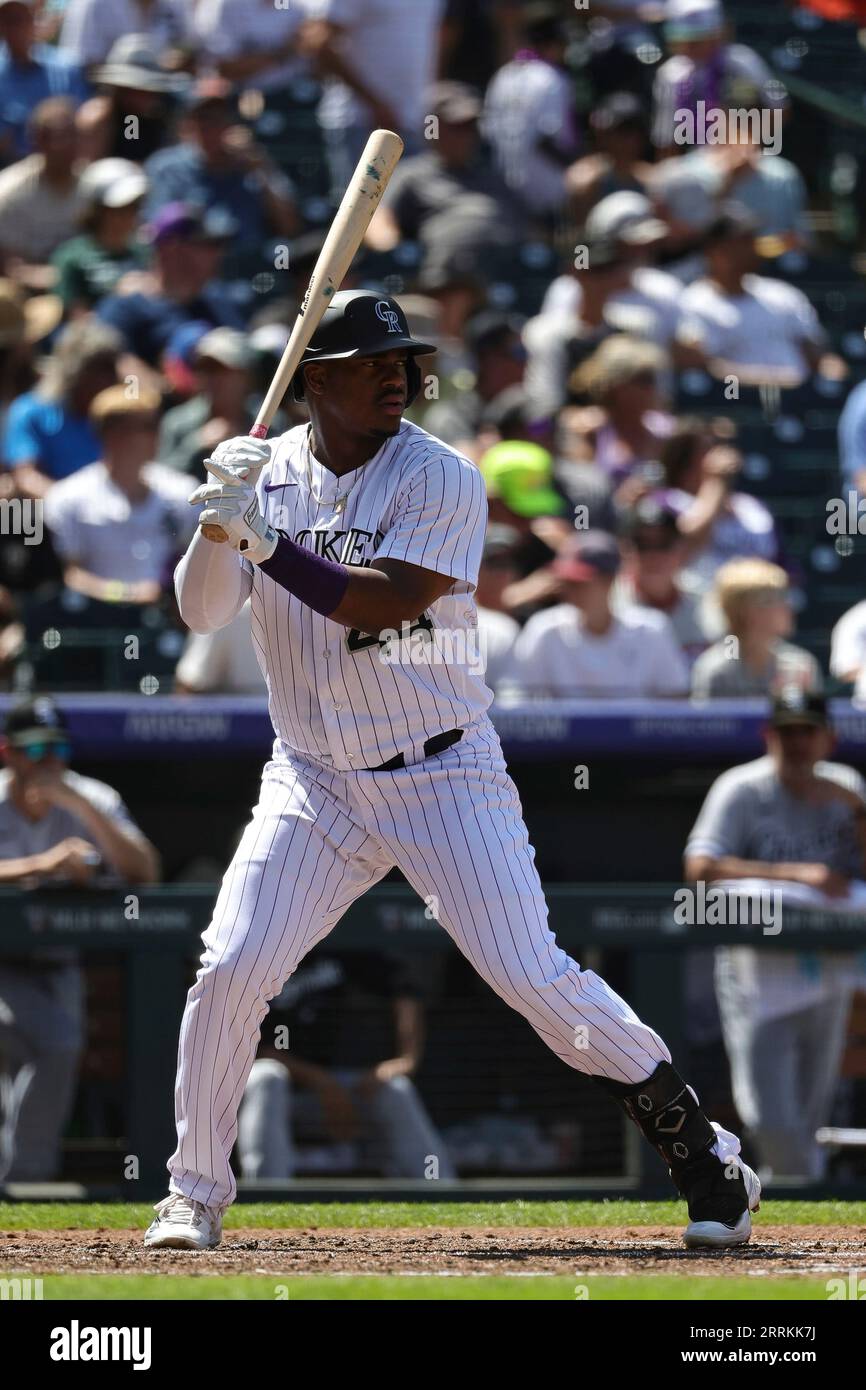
[204,435,272,485]
[190,457,278,564]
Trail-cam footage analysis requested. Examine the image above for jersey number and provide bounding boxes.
[346,611,435,653]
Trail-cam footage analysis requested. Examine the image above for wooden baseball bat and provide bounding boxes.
[200,128,405,542]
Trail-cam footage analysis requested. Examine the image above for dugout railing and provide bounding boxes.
[2,883,865,1201]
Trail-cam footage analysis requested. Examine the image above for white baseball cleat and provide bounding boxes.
[682,1155,762,1250]
[144,1193,223,1250]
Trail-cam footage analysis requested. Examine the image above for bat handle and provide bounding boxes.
[199,423,271,543]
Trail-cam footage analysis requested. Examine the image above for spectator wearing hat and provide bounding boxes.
[691,559,821,700]
[676,206,844,387]
[481,2,580,219]
[296,0,442,201]
[422,312,526,451]
[43,384,195,606]
[613,495,713,664]
[473,523,521,696]
[0,694,159,1180]
[565,91,654,226]
[0,97,83,281]
[538,192,690,360]
[479,438,568,536]
[51,158,149,317]
[365,81,524,272]
[96,202,245,370]
[59,0,190,71]
[651,0,786,156]
[506,529,690,698]
[684,691,866,1181]
[523,234,629,425]
[192,0,308,95]
[157,328,257,477]
[144,77,298,267]
[566,334,676,497]
[75,33,188,165]
[3,316,121,498]
[477,439,573,611]
[0,0,87,168]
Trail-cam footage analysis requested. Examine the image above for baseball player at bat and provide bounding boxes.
[145,289,760,1251]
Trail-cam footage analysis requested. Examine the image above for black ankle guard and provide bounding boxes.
[594,1062,716,1171]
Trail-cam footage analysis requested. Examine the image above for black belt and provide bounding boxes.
[366,728,463,772]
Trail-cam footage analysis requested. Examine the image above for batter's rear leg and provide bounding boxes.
[377,746,760,1248]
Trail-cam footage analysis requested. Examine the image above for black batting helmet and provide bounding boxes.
[291,290,436,405]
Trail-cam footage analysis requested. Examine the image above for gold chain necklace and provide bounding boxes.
[305,426,356,515]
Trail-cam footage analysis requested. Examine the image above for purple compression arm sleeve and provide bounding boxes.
[257,534,350,617]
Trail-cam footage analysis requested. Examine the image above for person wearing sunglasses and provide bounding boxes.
[0,694,159,1180]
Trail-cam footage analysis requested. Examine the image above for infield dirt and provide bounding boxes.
[1,1225,864,1279]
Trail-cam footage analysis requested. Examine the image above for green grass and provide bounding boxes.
[1,1199,864,1231]
[2,1202,861,1299]
[2,1274,841,1301]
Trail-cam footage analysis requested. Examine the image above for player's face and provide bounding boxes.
[315,350,410,440]
[766,723,832,774]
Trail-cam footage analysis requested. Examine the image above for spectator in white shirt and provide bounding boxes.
[44,384,195,605]
[830,599,866,697]
[298,0,443,201]
[59,0,189,70]
[175,600,265,695]
[482,2,580,218]
[539,192,687,351]
[522,235,630,425]
[506,529,690,699]
[193,0,307,95]
[473,524,520,697]
[676,205,843,387]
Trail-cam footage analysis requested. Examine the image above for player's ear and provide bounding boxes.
[304,363,326,397]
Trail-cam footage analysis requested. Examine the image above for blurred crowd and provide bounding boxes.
[0,0,864,703]
[3,0,866,1186]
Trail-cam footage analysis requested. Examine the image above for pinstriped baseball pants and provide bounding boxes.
[167,718,671,1207]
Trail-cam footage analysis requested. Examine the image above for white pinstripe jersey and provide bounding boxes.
[242,420,491,770]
